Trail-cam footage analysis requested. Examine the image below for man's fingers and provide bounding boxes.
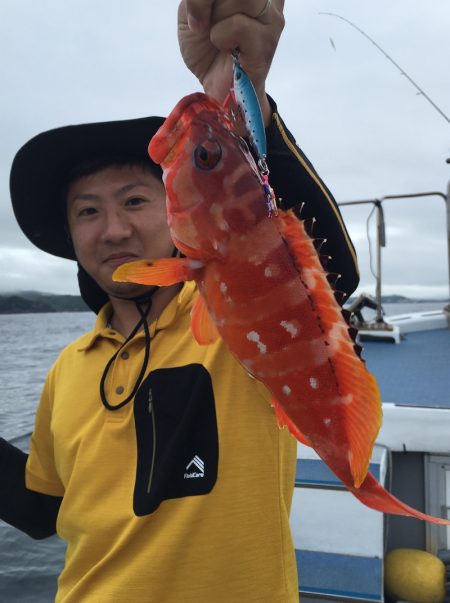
[210,0,284,24]
[183,0,215,33]
[209,11,284,66]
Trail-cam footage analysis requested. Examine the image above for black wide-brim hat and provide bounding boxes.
[10,115,166,313]
[10,115,165,261]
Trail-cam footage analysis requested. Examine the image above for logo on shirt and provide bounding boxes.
[184,455,205,479]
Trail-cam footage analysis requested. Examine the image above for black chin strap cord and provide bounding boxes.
[100,298,152,411]
[99,247,179,411]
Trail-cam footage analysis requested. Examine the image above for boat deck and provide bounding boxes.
[362,328,450,408]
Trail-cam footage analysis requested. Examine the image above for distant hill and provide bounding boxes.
[1,291,447,315]
[347,293,449,304]
[0,291,89,314]
[379,294,411,303]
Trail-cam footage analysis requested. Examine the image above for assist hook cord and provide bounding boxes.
[99,297,153,412]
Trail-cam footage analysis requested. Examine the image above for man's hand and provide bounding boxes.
[178,0,285,126]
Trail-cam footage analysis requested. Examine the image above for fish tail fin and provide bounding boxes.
[351,472,450,525]
[113,258,199,286]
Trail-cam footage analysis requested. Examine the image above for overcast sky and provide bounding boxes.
[1,0,449,299]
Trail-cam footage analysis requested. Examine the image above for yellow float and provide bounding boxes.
[384,548,446,603]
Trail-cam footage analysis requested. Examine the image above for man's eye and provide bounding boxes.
[126,197,145,207]
[78,207,97,217]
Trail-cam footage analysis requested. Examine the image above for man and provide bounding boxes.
[1,1,359,601]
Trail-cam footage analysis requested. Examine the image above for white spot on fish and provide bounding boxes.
[264,264,280,278]
[282,385,292,396]
[327,322,348,354]
[324,418,332,427]
[246,331,267,354]
[211,239,227,255]
[280,320,299,338]
[302,267,319,290]
[209,203,230,232]
[209,311,225,328]
[309,377,319,389]
[188,260,204,270]
[219,282,233,304]
[249,254,264,266]
[341,394,354,405]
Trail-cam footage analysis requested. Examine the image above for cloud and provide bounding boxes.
[0,247,78,294]
[1,0,449,298]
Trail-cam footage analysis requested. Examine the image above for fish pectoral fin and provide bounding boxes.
[191,294,220,345]
[172,236,222,261]
[271,398,311,447]
[113,258,200,286]
[173,239,204,260]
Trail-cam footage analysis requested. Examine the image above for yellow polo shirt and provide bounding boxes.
[26,282,298,602]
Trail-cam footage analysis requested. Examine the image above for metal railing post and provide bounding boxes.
[446,180,450,311]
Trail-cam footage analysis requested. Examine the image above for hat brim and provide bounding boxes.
[10,115,165,260]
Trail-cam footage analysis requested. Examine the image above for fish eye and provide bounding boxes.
[192,140,222,171]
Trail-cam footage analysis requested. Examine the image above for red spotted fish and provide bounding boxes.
[114,92,449,524]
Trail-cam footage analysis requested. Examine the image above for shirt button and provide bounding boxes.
[116,386,124,395]
[121,351,130,360]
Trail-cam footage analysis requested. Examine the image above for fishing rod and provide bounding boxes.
[320,12,450,125]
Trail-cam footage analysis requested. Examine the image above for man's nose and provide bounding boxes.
[101,210,133,242]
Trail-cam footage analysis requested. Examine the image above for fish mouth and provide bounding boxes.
[148,93,227,166]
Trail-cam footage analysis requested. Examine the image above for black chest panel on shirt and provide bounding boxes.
[133,364,219,516]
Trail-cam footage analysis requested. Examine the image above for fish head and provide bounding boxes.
[148,92,263,259]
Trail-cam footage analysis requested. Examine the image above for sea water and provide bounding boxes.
[0,303,446,602]
[0,312,93,603]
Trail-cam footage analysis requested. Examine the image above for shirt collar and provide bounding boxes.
[77,281,197,352]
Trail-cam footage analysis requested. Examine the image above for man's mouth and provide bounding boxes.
[103,253,139,267]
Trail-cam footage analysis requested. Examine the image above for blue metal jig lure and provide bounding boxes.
[231,50,277,215]
[232,58,267,161]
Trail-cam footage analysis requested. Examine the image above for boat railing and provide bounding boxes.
[338,183,450,330]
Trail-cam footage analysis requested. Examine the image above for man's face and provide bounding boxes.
[66,164,173,299]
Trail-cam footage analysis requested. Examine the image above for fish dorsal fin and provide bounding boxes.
[272,397,311,447]
[113,257,199,286]
[191,294,220,345]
